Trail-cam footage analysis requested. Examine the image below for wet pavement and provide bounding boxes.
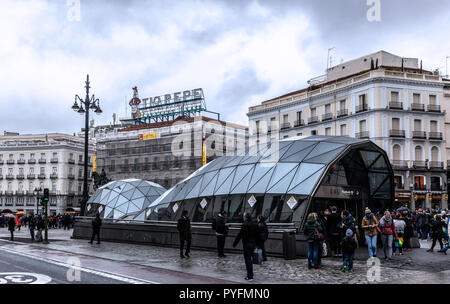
[0,227,448,284]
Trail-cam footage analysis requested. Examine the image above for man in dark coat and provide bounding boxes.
[28,213,36,241]
[327,206,342,257]
[233,213,259,281]
[8,216,16,241]
[89,213,102,244]
[177,210,192,258]
[214,211,229,258]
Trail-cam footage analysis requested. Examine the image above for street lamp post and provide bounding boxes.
[34,187,42,215]
[71,75,102,215]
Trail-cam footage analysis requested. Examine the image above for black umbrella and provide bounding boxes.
[397,206,409,212]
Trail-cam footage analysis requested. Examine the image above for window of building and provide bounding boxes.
[310,108,316,117]
[413,93,421,104]
[296,111,302,122]
[19,168,24,175]
[283,135,289,139]
[431,146,439,162]
[30,153,34,159]
[283,114,288,124]
[339,99,346,110]
[394,175,403,189]
[393,144,401,161]
[30,167,34,174]
[414,146,423,161]
[52,182,57,191]
[359,94,366,106]
[392,118,400,130]
[429,95,436,105]
[297,133,303,136]
[325,104,331,114]
[40,153,45,159]
[414,119,421,131]
[391,91,399,102]
[430,120,438,133]
[430,176,441,191]
[8,154,13,160]
[340,124,347,136]
[325,127,331,135]
[359,120,367,132]
[52,167,57,174]
[414,176,425,190]
[19,154,24,160]
[311,130,317,136]
[40,167,45,174]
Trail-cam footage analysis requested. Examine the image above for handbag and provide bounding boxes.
[252,248,262,264]
[314,228,325,241]
[322,242,328,256]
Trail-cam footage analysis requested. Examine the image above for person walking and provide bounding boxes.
[393,213,406,256]
[232,213,259,281]
[15,216,21,231]
[439,214,449,255]
[8,216,16,241]
[177,210,192,258]
[427,214,445,252]
[256,215,269,262]
[36,215,44,242]
[401,210,413,251]
[28,213,36,241]
[89,213,102,245]
[341,229,357,273]
[327,206,342,257]
[378,211,397,260]
[361,208,378,258]
[214,210,229,258]
[304,212,325,269]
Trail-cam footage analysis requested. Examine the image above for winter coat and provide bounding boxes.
[304,218,324,241]
[379,216,397,237]
[393,219,406,234]
[341,236,357,254]
[215,215,228,236]
[327,212,341,235]
[8,218,15,232]
[430,218,445,238]
[92,217,102,232]
[361,214,378,236]
[233,219,259,246]
[342,215,356,233]
[177,216,192,240]
[257,221,269,242]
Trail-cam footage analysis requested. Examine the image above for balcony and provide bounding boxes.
[322,113,333,121]
[308,116,319,125]
[411,103,425,111]
[355,104,369,113]
[429,161,444,169]
[280,122,291,130]
[68,174,75,179]
[389,129,405,138]
[412,161,427,169]
[50,173,58,179]
[391,160,408,169]
[68,159,75,164]
[38,158,46,164]
[427,104,441,113]
[16,191,24,196]
[355,131,369,139]
[37,174,46,179]
[28,159,36,164]
[5,191,14,196]
[428,132,443,140]
[17,159,25,165]
[78,159,85,165]
[7,159,14,165]
[430,184,443,191]
[27,174,36,179]
[389,101,403,109]
[16,174,25,180]
[50,158,59,163]
[337,109,348,118]
[412,131,426,139]
[68,191,75,196]
[294,120,305,127]
[6,174,14,180]
[77,175,84,181]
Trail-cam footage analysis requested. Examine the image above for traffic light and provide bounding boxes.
[41,188,49,206]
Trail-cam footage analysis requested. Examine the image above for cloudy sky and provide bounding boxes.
[1,0,450,134]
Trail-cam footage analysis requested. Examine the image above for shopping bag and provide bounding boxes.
[398,237,404,247]
[253,248,262,264]
[322,242,328,256]
[394,241,399,248]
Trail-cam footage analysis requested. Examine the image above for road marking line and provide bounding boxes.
[0,247,159,284]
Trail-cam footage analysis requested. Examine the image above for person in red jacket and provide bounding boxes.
[378,211,397,260]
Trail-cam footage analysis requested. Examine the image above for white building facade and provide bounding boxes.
[0,133,95,215]
[248,51,450,210]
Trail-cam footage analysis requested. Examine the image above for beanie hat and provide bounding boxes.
[346,229,353,237]
[365,208,371,214]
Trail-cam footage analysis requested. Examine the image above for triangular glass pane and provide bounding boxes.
[223,156,242,168]
[185,176,204,199]
[99,191,112,205]
[289,163,325,190]
[303,142,346,161]
[280,144,317,163]
[239,155,261,165]
[266,163,299,191]
[114,195,129,207]
[115,203,129,213]
[266,166,298,194]
[104,209,114,219]
[204,157,228,172]
[100,189,110,201]
[120,183,135,193]
[121,189,136,200]
[199,170,220,193]
[199,172,219,197]
[288,168,325,195]
[247,163,276,190]
[131,197,146,210]
[106,195,120,208]
[281,141,317,159]
[215,167,237,195]
[260,142,292,162]
[302,149,343,164]
[230,164,255,194]
[213,167,235,193]
[247,166,275,193]
[113,209,124,219]
[127,203,140,214]
[131,189,146,200]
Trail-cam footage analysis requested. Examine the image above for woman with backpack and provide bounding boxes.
[257,215,269,262]
[378,211,397,260]
[304,212,325,269]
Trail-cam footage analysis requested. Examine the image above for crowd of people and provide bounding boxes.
[304,206,450,273]
[1,213,77,242]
